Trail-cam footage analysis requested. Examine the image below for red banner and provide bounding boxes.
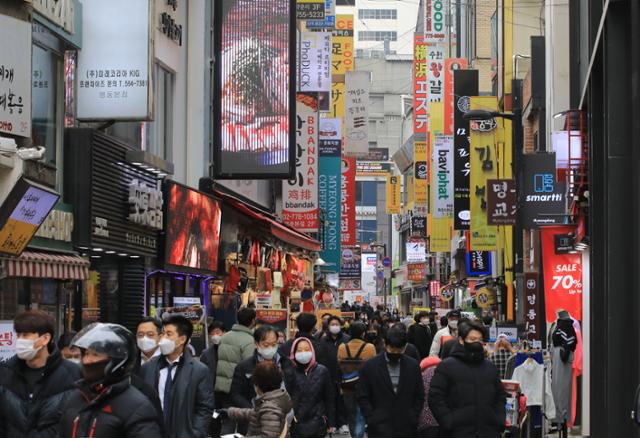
[413,35,428,134]
[341,157,356,245]
[541,226,583,322]
[408,263,427,282]
[444,58,468,135]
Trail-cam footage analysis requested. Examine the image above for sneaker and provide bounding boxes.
[338,425,350,434]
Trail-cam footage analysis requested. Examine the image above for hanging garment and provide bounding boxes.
[551,346,574,424]
[512,358,556,420]
[570,320,583,428]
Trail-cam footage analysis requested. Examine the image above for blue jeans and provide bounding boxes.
[343,392,366,438]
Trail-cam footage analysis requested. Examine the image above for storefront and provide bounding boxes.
[65,128,168,331]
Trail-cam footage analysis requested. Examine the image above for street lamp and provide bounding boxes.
[463,109,514,121]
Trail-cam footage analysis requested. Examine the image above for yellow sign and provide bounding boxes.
[475,287,496,308]
[0,218,37,255]
[332,15,354,76]
[329,82,345,118]
[430,218,451,252]
[386,175,402,214]
[469,96,498,251]
[414,141,428,206]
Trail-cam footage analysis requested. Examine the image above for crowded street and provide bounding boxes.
[0,0,635,437]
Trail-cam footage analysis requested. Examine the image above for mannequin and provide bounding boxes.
[550,309,577,438]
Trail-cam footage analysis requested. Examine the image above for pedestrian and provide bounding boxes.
[357,324,424,438]
[417,357,442,438]
[320,316,351,432]
[140,315,215,437]
[214,307,256,434]
[200,321,226,385]
[135,317,162,371]
[338,321,377,438]
[408,311,434,360]
[429,320,507,438]
[429,309,461,357]
[0,310,82,437]
[57,330,81,363]
[365,319,385,354]
[427,312,439,340]
[229,325,296,434]
[58,322,162,437]
[289,338,335,438]
[220,361,293,438]
[276,330,287,346]
[489,333,515,379]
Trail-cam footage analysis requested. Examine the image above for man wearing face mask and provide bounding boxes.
[58,322,162,437]
[200,321,226,387]
[0,310,82,437]
[429,320,507,438]
[135,317,162,368]
[140,315,215,437]
[429,309,461,357]
[229,326,296,434]
[356,325,424,438]
[320,316,350,433]
[407,311,434,360]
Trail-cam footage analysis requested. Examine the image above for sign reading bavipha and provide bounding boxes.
[213,0,296,179]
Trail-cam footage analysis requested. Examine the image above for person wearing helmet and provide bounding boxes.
[140,314,215,437]
[57,322,163,437]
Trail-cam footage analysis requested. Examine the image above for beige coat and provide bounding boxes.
[227,388,292,438]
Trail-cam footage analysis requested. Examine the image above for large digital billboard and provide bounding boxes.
[213,0,296,179]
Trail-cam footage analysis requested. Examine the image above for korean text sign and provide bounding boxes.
[427,45,445,104]
[341,157,356,245]
[523,272,542,342]
[487,179,517,225]
[344,71,370,157]
[319,118,342,270]
[386,175,402,215]
[299,32,331,93]
[413,35,428,134]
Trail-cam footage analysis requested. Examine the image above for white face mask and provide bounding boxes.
[68,358,82,365]
[258,346,278,360]
[137,336,158,353]
[420,318,429,325]
[159,337,177,356]
[448,320,459,330]
[329,325,341,335]
[211,335,222,345]
[295,351,313,364]
[16,337,43,361]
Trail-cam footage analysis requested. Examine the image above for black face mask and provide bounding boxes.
[386,352,402,363]
[365,332,377,343]
[463,342,485,363]
[82,359,109,383]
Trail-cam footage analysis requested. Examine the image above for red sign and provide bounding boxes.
[408,263,427,282]
[430,280,440,297]
[413,35,428,134]
[444,58,468,135]
[341,157,356,245]
[541,226,583,322]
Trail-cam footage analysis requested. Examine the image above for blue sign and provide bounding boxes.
[306,0,335,29]
[382,256,391,268]
[466,251,492,277]
[377,270,383,280]
[319,155,341,271]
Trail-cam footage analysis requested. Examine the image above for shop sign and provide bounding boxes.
[35,208,73,242]
[407,262,427,282]
[406,239,427,263]
[486,179,516,225]
[433,134,454,218]
[411,216,427,237]
[256,309,288,334]
[413,34,428,134]
[0,321,16,361]
[444,58,467,135]
[340,245,361,280]
[523,272,542,342]
[554,234,575,254]
[125,232,157,250]
[306,0,335,29]
[32,0,77,34]
[385,175,401,215]
[440,285,454,301]
[466,250,492,277]
[341,157,356,245]
[453,70,478,230]
[319,120,341,270]
[299,32,331,93]
[0,14,31,137]
[127,179,163,230]
[331,15,354,75]
[426,45,445,104]
[77,0,152,120]
[425,0,447,43]
[414,141,428,206]
[157,304,206,355]
[469,96,498,251]
[521,153,567,228]
[255,294,272,309]
[344,71,370,157]
[430,280,440,297]
[356,161,391,176]
[159,0,183,45]
[541,225,582,322]
[297,0,325,19]
[339,278,361,291]
[93,217,109,238]
[282,94,319,233]
[319,118,341,157]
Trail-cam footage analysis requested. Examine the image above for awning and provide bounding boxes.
[1,251,90,280]
[219,193,321,252]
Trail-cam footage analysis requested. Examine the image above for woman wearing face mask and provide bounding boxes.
[229,325,296,434]
[429,320,508,438]
[320,317,351,434]
[289,338,335,438]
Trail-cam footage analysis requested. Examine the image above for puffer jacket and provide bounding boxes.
[215,324,255,393]
[58,377,162,438]
[429,342,507,438]
[0,345,81,438]
[227,388,293,438]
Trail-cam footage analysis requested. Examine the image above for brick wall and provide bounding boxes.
[472,0,496,94]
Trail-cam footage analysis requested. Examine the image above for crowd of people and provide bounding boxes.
[0,304,509,437]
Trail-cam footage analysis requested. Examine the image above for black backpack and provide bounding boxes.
[339,342,368,391]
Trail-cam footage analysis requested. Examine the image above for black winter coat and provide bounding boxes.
[356,353,424,438]
[0,346,81,438]
[139,350,215,438]
[279,331,340,384]
[230,351,296,409]
[429,343,507,438]
[407,323,433,359]
[290,362,335,437]
[58,377,162,438]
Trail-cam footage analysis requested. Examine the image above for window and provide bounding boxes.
[356,181,378,206]
[358,31,398,42]
[356,220,377,244]
[358,9,397,20]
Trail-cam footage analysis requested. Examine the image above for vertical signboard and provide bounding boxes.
[487,179,517,225]
[329,14,354,118]
[77,0,152,120]
[466,250,492,276]
[341,157,356,245]
[426,45,445,104]
[344,71,370,157]
[340,245,362,279]
[282,94,319,232]
[306,0,336,29]
[0,15,31,137]
[414,141,429,206]
[386,175,402,215]
[319,118,342,269]
[541,226,583,322]
[214,0,296,178]
[432,134,454,218]
[469,96,498,251]
[521,153,567,228]
[413,35,428,134]
[296,0,325,19]
[524,272,542,343]
[299,32,331,93]
[453,70,478,229]
[444,58,468,135]
[425,0,448,43]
